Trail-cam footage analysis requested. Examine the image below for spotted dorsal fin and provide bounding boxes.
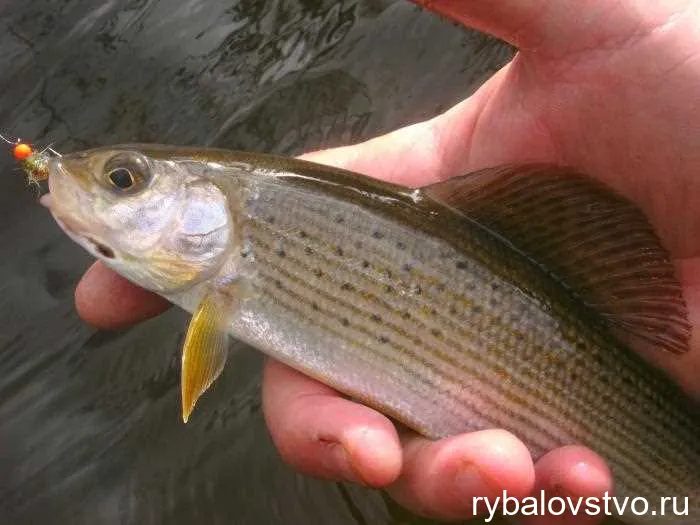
[424,164,690,355]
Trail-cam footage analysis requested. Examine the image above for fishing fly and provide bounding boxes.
[1,132,60,193]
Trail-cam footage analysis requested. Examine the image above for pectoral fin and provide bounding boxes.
[181,289,235,423]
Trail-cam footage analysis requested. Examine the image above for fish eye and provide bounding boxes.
[102,152,151,192]
[108,168,134,189]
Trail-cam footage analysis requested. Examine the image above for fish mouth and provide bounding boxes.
[87,238,115,259]
[42,195,116,260]
[59,216,116,260]
[42,158,114,257]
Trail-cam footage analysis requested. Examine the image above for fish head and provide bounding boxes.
[42,146,233,294]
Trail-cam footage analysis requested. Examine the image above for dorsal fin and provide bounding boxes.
[424,164,690,355]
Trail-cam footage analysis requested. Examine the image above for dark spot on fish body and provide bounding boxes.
[361,260,370,269]
[504,389,525,406]
[372,230,384,239]
[340,282,354,292]
[448,306,458,316]
[358,289,374,302]
[298,230,308,239]
[378,335,389,344]
[494,366,510,382]
[335,246,344,257]
[489,344,506,359]
[456,260,468,270]
[473,305,483,314]
[430,328,442,339]
[340,318,350,327]
[543,350,561,366]
[311,302,319,311]
[402,311,411,320]
[276,247,286,257]
[370,314,382,323]
[313,268,323,278]
[396,241,406,250]
[274,279,282,289]
[304,246,314,255]
[265,215,275,224]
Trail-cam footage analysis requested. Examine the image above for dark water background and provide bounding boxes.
[0,1,513,523]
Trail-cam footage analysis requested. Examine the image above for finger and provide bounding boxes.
[524,446,612,525]
[411,0,658,56]
[298,120,453,186]
[387,429,535,521]
[298,74,509,187]
[75,261,171,329]
[262,359,402,487]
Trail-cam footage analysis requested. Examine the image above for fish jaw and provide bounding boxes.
[42,157,119,262]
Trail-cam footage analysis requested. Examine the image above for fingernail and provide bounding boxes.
[550,460,612,498]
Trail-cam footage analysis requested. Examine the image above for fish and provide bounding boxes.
[36,144,699,523]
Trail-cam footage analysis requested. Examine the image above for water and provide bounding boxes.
[0,1,513,523]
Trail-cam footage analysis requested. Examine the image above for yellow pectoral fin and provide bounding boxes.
[181,289,235,423]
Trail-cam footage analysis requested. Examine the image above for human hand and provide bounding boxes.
[76,0,700,522]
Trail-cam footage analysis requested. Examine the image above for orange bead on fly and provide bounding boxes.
[1,133,61,190]
[13,142,33,161]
